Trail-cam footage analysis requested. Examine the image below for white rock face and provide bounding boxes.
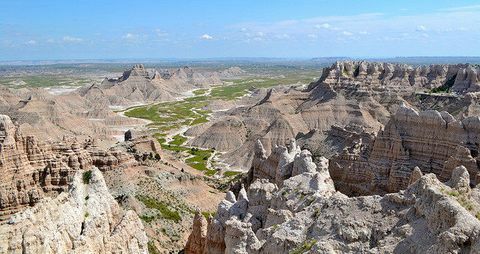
[0,168,148,254]
[186,142,480,254]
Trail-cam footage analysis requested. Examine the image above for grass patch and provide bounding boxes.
[147,241,161,254]
[223,171,241,177]
[136,195,182,223]
[193,88,208,95]
[201,211,216,219]
[169,134,187,146]
[82,170,92,184]
[290,239,317,254]
[140,215,156,223]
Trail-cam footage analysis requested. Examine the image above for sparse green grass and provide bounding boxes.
[169,134,187,146]
[140,215,156,223]
[123,74,317,177]
[147,241,161,254]
[136,195,182,223]
[83,170,92,184]
[201,211,216,219]
[193,88,208,95]
[223,171,241,177]
[290,239,317,254]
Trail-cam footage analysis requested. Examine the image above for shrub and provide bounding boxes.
[136,195,181,223]
[83,170,92,184]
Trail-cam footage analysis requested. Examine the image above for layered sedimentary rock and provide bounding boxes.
[0,115,137,219]
[186,142,480,253]
[0,168,148,253]
[330,105,480,195]
[78,64,223,107]
[187,61,480,170]
[315,61,480,94]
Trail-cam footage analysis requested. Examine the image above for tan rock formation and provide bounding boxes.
[0,115,137,219]
[330,105,480,195]
[0,168,148,253]
[186,143,480,253]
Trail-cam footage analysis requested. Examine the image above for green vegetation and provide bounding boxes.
[147,241,161,254]
[193,88,209,95]
[429,74,457,94]
[124,74,317,177]
[201,211,216,219]
[84,212,89,218]
[169,134,187,146]
[140,215,156,223]
[82,170,92,184]
[223,171,241,177]
[136,195,182,223]
[290,239,317,254]
[0,75,93,88]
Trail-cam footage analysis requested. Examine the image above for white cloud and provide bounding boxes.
[275,33,290,39]
[25,40,36,45]
[123,33,136,39]
[416,25,427,32]
[63,36,83,43]
[358,31,369,35]
[315,23,331,29]
[342,31,353,36]
[307,34,317,39]
[201,34,213,40]
[155,29,168,37]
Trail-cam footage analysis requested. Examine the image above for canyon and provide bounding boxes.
[2,60,480,253]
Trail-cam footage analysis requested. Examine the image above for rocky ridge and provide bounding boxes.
[186,141,480,253]
[0,167,148,253]
[330,104,480,196]
[78,64,223,108]
[187,61,480,170]
[0,114,140,219]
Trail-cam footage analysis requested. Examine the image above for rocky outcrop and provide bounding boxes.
[78,65,224,107]
[330,105,480,195]
[314,61,480,94]
[186,142,480,253]
[0,167,148,253]
[0,115,137,219]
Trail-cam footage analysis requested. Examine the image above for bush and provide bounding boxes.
[83,170,92,184]
[136,195,182,223]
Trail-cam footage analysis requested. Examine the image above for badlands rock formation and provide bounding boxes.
[187,61,480,170]
[0,114,137,219]
[78,64,222,107]
[0,168,148,253]
[330,105,480,196]
[314,61,480,94]
[186,142,480,253]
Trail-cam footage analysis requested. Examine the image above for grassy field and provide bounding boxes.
[124,74,317,176]
[0,75,94,88]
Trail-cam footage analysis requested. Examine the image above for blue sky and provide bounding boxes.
[1,0,479,60]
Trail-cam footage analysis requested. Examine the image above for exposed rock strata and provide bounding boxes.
[187,61,480,170]
[0,168,148,253]
[186,142,480,253]
[315,61,480,94]
[0,115,137,219]
[330,105,480,195]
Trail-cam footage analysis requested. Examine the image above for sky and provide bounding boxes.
[1,0,480,60]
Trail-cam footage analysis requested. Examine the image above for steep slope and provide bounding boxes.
[0,168,148,253]
[330,105,480,196]
[0,114,137,219]
[78,64,223,108]
[186,61,480,171]
[186,142,480,253]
